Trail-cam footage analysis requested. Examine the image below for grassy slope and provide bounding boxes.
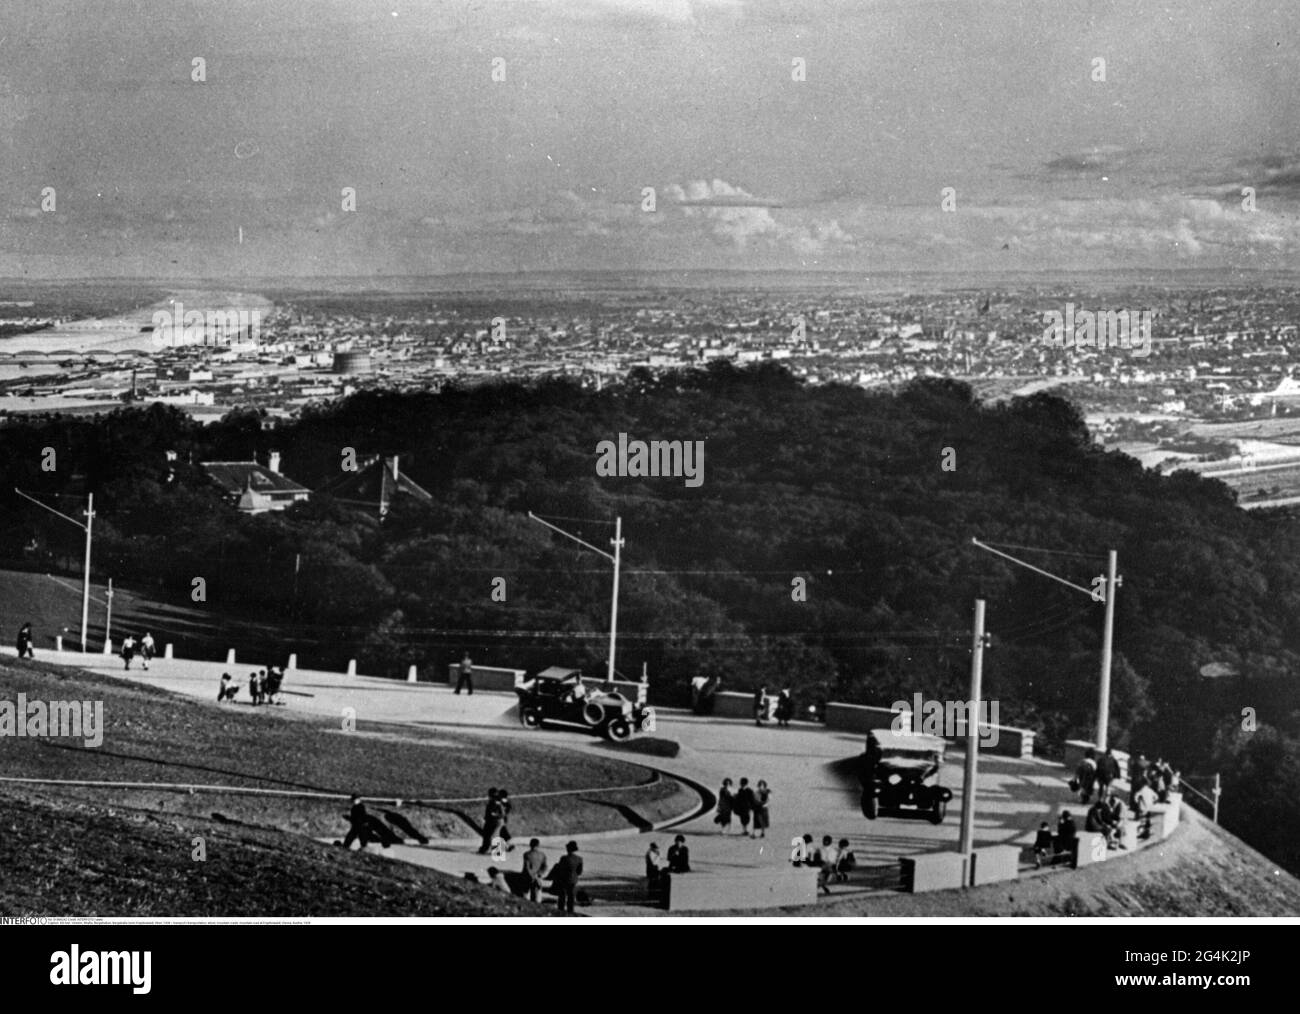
[0,788,550,918]
[0,657,688,840]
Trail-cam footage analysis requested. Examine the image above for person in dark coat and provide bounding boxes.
[733,777,756,835]
[714,778,734,833]
[667,834,691,873]
[121,634,136,671]
[16,622,34,659]
[1056,811,1077,858]
[549,840,583,913]
[1033,821,1054,868]
[1096,747,1120,796]
[479,787,505,854]
[1074,749,1097,803]
[497,788,514,850]
[751,779,772,839]
[775,688,793,727]
[342,794,371,849]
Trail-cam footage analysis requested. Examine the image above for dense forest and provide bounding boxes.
[2,363,1298,870]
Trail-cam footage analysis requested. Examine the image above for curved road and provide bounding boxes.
[23,650,1072,914]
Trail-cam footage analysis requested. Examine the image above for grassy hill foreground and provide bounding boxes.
[0,787,548,918]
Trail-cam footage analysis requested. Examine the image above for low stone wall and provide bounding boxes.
[667,866,818,911]
[443,665,526,693]
[826,702,1036,758]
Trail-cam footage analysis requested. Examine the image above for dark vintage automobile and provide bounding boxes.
[859,728,953,824]
[515,666,656,741]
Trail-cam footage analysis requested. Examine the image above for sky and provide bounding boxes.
[1,0,1298,279]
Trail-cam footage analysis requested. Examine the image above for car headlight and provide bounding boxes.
[887,774,902,786]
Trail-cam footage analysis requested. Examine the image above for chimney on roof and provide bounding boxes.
[268,450,282,474]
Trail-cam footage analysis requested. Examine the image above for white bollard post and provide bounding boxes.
[164,643,174,659]
[407,664,418,683]
[226,648,236,665]
[102,638,112,655]
[346,659,357,677]
[287,653,297,671]
[56,635,63,652]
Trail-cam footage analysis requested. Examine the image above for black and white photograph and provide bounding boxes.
[0,0,1296,974]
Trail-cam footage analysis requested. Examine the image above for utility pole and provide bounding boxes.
[15,488,94,652]
[971,538,1119,753]
[608,516,623,684]
[1096,549,1119,752]
[958,598,986,867]
[104,577,114,650]
[80,493,93,653]
[529,512,624,683]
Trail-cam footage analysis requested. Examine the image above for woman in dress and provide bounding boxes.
[752,779,772,839]
[714,778,734,833]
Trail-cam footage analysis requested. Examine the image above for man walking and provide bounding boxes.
[342,794,371,850]
[521,838,549,903]
[455,652,474,695]
[140,632,155,670]
[550,840,583,914]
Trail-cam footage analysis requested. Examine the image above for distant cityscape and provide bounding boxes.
[8,277,1300,506]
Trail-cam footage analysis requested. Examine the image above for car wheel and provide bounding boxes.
[606,718,632,741]
[521,707,543,728]
[930,798,947,824]
[581,702,606,726]
[862,791,877,819]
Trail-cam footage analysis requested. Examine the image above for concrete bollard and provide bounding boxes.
[102,638,112,655]
[346,659,357,677]
[407,664,418,683]
[287,653,297,671]
[226,648,236,665]
[55,635,63,652]
[164,643,174,659]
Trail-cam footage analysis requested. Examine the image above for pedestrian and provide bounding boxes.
[1073,748,1097,803]
[1105,789,1126,847]
[834,838,856,881]
[217,672,234,702]
[455,651,474,695]
[248,671,260,706]
[1033,821,1054,868]
[753,685,768,726]
[690,674,708,713]
[341,794,371,850]
[140,632,155,670]
[645,842,665,898]
[1154,757,1175,803]
[1132,779,1158,838]
[1057,811,1077,859]
[714,778,734,833]
[549,840,583,914]
[795,833,815,866]
[521,838,549,903]
[1097,747,1120,796]
[775,688,793,727]
[667,834,691,873]
[264,667,282,705]
[478,788,504,855]
[497,788,515,851]
[120,634,136,670]
[16,622,35,659]
[733,777,756,836]
[752,779,772,839]
[815,835,839,894]
[1086,798,1116,848]
[1127,752,1147,808]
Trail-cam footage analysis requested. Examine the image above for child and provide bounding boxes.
[834,838,856,882]
[1033,821,1054,868]
[249,671,261,706]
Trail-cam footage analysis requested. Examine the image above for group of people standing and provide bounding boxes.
[714,777,772,837]
[215,667,285,705]
[120,632,155,671]
[477,786,514,854]
[1072,747,1179,807]
[753,686,795,727]
[483,838,587,913]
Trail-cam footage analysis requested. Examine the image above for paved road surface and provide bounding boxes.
[10,648,1076,914]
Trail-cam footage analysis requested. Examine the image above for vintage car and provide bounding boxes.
[859,728,953,824]
[515,666,655,741]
